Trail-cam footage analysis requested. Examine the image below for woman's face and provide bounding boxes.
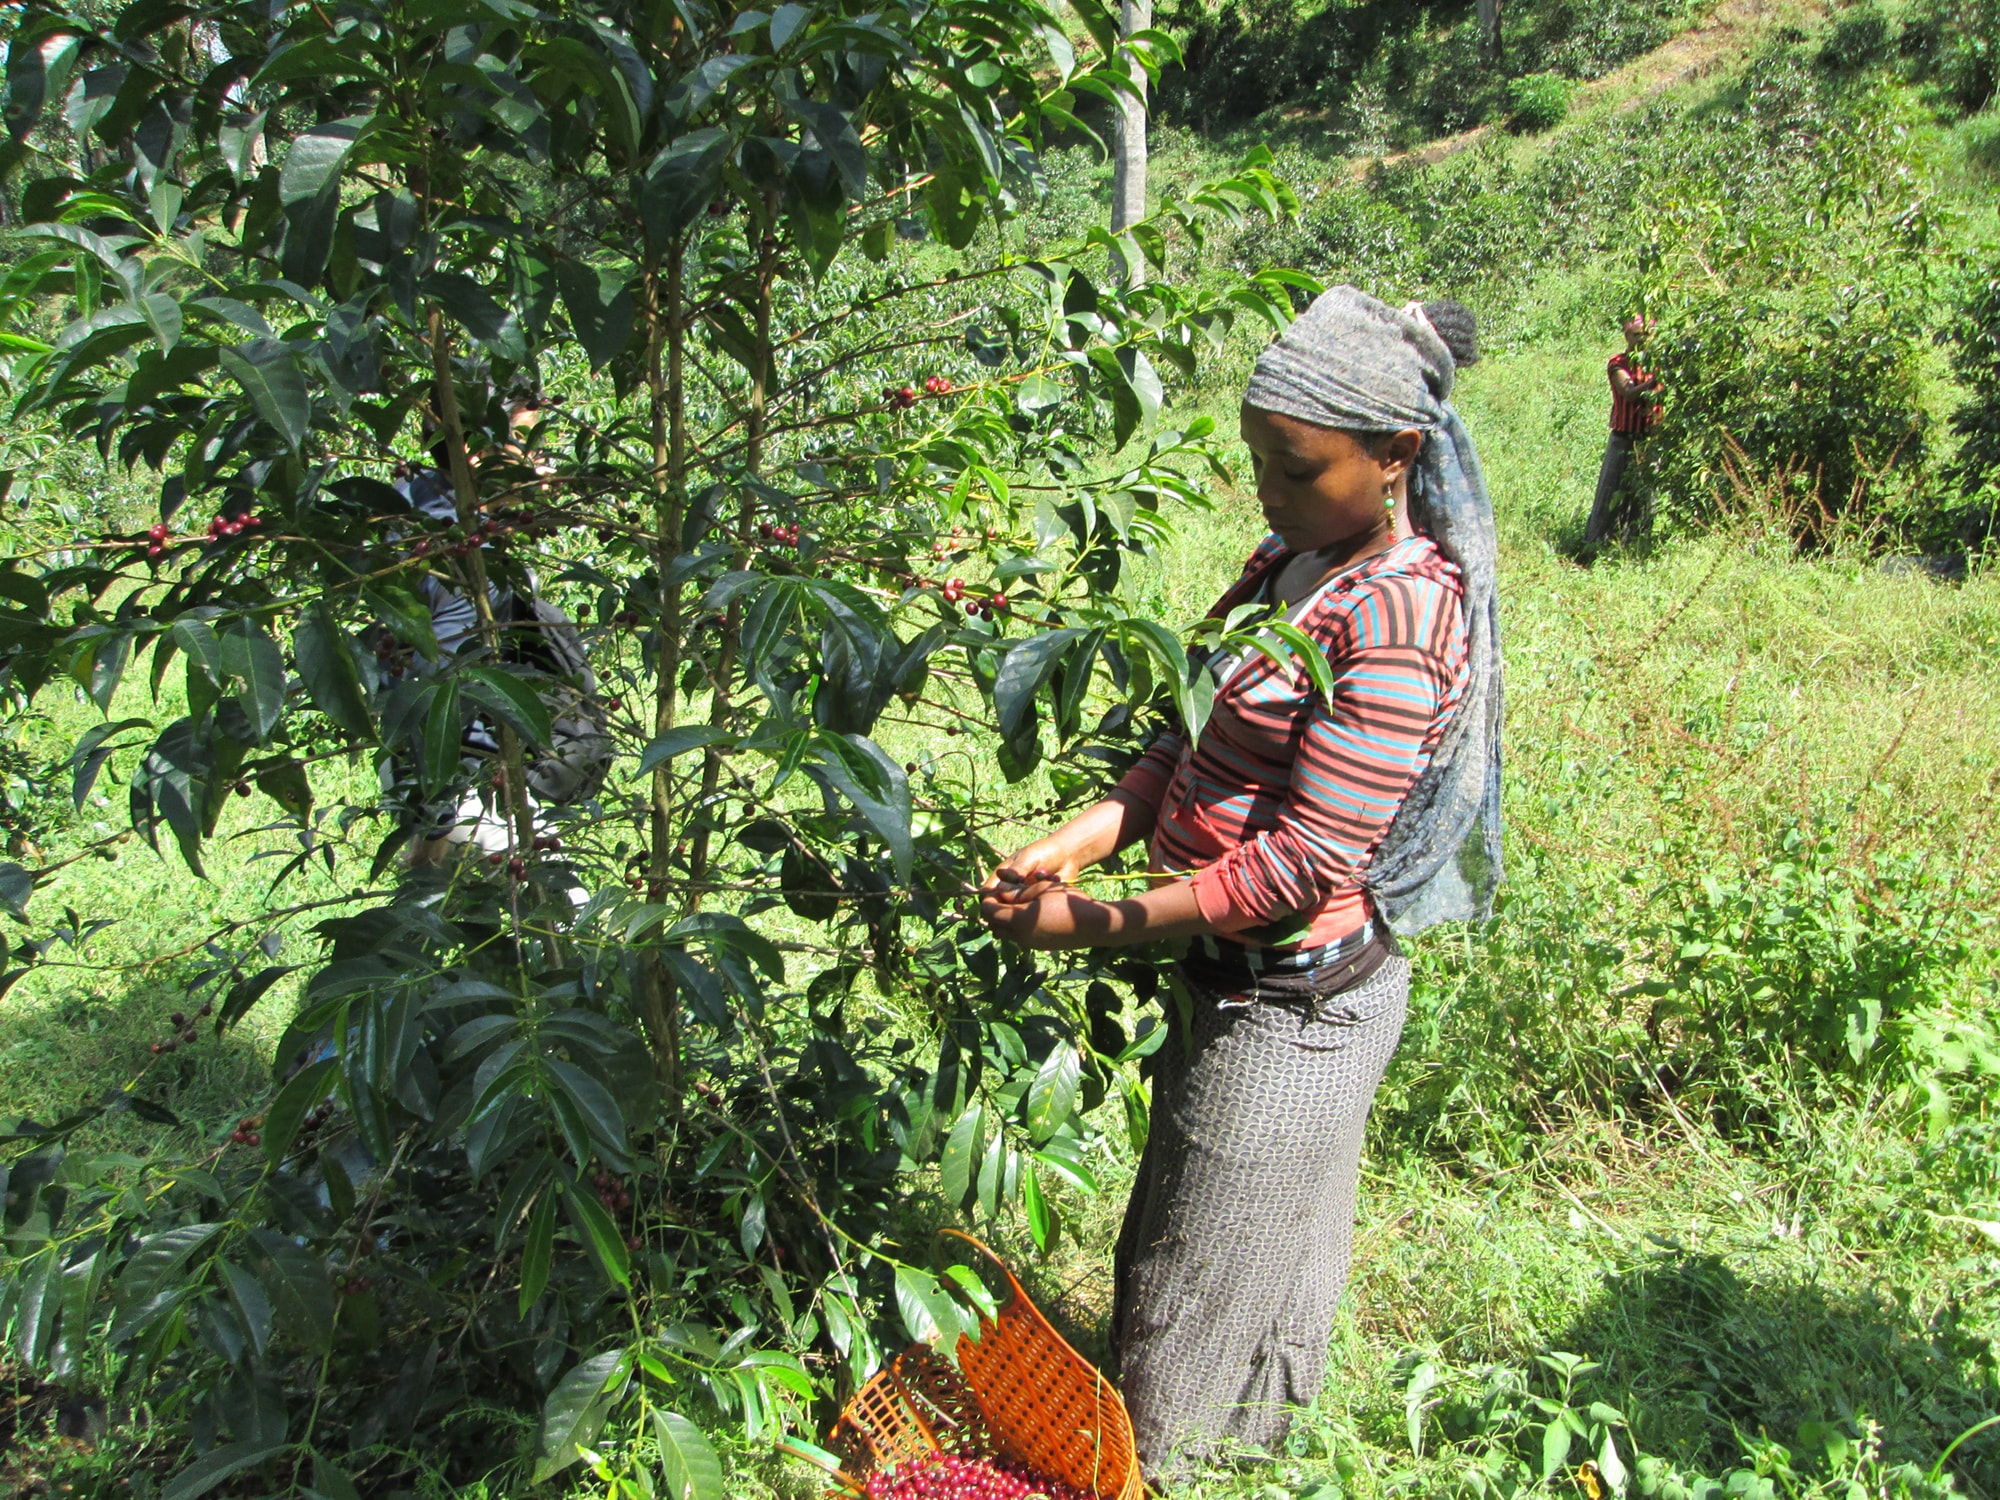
[1239,404,1419,554]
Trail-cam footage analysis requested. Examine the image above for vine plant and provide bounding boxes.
[0,0,1304,1492]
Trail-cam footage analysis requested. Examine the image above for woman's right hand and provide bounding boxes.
[980,834,1085,905]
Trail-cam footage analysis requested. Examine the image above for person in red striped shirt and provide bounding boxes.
[1584,313,1662,551]
[978,288,1502,1478]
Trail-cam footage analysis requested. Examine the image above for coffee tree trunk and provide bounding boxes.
[1480,0,1505,68]
[1112,0,1153,247]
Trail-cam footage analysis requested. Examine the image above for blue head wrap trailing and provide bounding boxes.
[1242,285,1503,935]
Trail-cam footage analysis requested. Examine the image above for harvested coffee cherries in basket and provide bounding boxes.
[863,1452,1093,1500]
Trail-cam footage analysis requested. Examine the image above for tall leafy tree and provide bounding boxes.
[0,0,1302,1490]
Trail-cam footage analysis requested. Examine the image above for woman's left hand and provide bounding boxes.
[978,882,1112,950]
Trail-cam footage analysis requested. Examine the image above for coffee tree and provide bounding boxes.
[0,0,1301,1491]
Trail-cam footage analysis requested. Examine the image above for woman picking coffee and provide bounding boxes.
[979,286,1503,1480]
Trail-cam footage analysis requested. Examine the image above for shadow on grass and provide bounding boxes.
[1557,1251,2000,1497]
[0,968,272,1152]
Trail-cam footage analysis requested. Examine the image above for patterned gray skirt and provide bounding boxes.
[1110,955,1410,1481]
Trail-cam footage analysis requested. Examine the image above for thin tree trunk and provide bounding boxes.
[639,239,688,1090]
[426,308,534,866]
[686,207,776,892]
[1479,0,1504,68]
[1110,0,1151,256]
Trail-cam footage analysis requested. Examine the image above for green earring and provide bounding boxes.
[1384,484,1396,518]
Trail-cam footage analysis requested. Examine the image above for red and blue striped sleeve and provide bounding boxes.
[1187,570,1463,932]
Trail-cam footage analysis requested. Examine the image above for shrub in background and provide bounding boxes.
[1941,269,2000,549]
[1634,56,1943,543]
[1903,0,2000,113]
[1506,71,1576,132]
[1643,280,1932,543]
[1964,110,2000,173]
[1817,3,1895,74]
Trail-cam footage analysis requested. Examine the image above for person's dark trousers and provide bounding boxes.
[1585,431,1643,549]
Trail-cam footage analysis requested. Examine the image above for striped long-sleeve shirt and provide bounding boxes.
[1116,533,1470,953]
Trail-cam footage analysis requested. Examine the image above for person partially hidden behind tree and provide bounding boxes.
[1584,313,1662,552]
[382,378,612,869]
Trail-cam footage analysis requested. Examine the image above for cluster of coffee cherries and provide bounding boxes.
[591,1169,648,1251]
[229,1112,263,1148]
[953,585,1007,621]
[148,1002,213,1055]
[924,375,954,395]
[863,1453,1093,1500]
[758,519,802,549]
[205,512,261,544]
[485,851,529,879]
[134,513,262,559]
[410,512,518,560]
[885,383,919,410]
[591,1169,632,1213]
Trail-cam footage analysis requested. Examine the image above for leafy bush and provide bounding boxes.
[0,0,1298,1493]
[1642,279,1933,542]
[1903,0,2000,113]
[1529,0,1713,80]
[1818,4,1895,74]
[1151,0,1437,134]
[1152,0,1708,136]
[1506,72,1576,132]
[1941,268,2000,547]
[1630,55,1944,542]
[1965,111,2000,173]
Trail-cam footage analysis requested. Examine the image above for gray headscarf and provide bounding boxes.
[1243,285,1503,935]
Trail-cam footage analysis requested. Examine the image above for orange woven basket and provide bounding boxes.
[817,1231,1145,1500]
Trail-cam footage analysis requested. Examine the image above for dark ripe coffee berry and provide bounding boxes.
[170,1012,186,1026]
[490,773,506,789]
[626,1233,643,1251]
[149,522,169,540]
[945,725,959,736]
[964,599,979,616]
[245,1131,261,1146]
[180,1028,197,1044]
[161,1040,177,1053]
[198,1002,213,1017]
[412,537,431,556]
[606,697,623,711]
[978,605,993,621]
[487,852,504,866]
[759,521,773,538]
